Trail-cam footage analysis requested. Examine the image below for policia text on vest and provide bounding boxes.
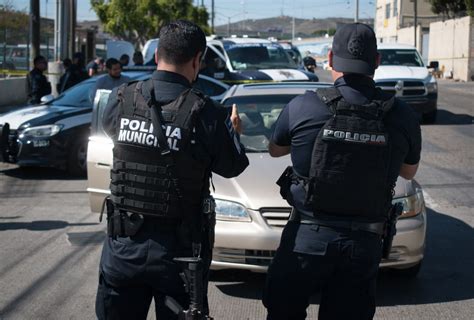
[118,118,184,151]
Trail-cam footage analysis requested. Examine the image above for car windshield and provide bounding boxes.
[223,94,297,152]
[379,49,424,67]
[51,81,95,108]
[225,43,297,70]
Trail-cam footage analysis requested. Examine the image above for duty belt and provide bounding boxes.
[110,195,169,214]
[290,211,385,236]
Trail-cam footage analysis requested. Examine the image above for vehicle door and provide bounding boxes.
[202,41,231,81]
[87,89,113,213]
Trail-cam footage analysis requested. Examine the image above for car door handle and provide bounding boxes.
[96,162,110,168]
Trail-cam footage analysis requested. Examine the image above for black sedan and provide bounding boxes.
[0,71,229,175]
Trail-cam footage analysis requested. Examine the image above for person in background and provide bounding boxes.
[133,51,144,66]
[119,54,130,67]
[86,57,105,77]
[93,58,131,99]
[59,52,89,93]
[57,58,72,94]
[27,55,52,104]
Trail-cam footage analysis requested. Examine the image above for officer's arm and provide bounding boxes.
[269,103,291,158]
[399,106,422,180]
[209,104,249,178]
[269,142,290,157]
[101,87,121,137]
[399,163,419,180]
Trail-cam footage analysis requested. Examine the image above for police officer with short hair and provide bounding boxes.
[95,20,249,319]
[263,23,421,320]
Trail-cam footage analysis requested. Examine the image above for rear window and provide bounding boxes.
[379,49,424,67]
[222,94,297,152]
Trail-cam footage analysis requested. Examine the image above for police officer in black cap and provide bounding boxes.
[263,23,421,319]
[95,20,249,319]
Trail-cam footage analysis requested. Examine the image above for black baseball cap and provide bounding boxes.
[331,23,378,75]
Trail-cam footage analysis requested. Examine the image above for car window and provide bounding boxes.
[379,49,424,67]
[223,94,297,152]
[91,89,112,136]
[193,77,227,97]
[225,43,297,70]
[51,81,95,108]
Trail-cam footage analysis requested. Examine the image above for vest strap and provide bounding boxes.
[110,184,176,201]
[110,195,169,214]
[114,160,168,174]
[111,171,171,188]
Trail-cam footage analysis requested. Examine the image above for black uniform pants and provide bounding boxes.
[263,221,382,320]
[95,220,214,320]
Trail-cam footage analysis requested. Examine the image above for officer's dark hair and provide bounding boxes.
[33,55,46,65]
[158,20,206,65]
[106,58,121,70]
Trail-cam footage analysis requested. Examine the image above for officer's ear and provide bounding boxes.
[328,50,334,68]
[154,48,159,65]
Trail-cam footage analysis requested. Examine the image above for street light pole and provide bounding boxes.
[30,0,40,68]
[212,0,215,34]
[355,0,359,22]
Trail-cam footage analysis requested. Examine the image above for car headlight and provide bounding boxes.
[19,124,63,138]
[392,190,424,219]
[426,82,437,94]
[215,199,251,222]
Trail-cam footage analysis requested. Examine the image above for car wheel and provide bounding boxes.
[422,110,437,124]
[68,139,88,177]
[390,261,422,278]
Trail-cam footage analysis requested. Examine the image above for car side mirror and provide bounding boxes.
[428,61,439,69]
[214,58,226,71]
[40,94,55,104]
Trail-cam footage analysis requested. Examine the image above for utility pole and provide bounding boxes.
[292,16,295,42]
[30,0,40,68]
[227,17,231,37]
[414,0,418,49]
[211,0,215,34]
[354,0,359,23]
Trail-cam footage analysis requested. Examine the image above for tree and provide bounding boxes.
[429,0,468,19]
[0,1,30,45]
[466,0,474,16]
[91,0,210,48]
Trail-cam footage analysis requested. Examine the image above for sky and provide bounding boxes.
[10,0,376,24]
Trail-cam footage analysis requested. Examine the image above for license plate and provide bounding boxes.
[33,140,50,148]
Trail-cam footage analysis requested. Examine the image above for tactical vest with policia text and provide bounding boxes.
[110,79,208,219]
[303,87,395,220]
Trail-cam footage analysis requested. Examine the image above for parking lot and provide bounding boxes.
[0,71,473,319]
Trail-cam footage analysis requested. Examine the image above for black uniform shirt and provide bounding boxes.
[271,75,421,253]
[27,68,51,104]
[102,70,249,182]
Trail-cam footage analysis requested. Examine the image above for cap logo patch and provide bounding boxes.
[348,37,364,57]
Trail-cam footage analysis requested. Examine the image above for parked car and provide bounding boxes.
[0,71,229,175]
[375,43,439,123]
[87,81,427,277]
[202,37,319,84]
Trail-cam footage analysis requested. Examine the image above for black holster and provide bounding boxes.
[276,166,295,200]
[104,198,144,237]
[382,203,403,259]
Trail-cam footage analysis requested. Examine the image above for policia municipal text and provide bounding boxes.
[263,23,422,319]
[95,21,249,319]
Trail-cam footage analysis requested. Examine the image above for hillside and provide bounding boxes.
[214,16,373,39]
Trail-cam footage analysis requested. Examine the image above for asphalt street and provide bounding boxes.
[0,72,473,319]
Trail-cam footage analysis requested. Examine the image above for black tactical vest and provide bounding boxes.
[110,79,209,219]
[305,87,395,220]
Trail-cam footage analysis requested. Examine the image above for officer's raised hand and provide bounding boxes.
[231,103,242,134]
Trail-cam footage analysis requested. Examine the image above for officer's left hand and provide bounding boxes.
[231,104,242,135]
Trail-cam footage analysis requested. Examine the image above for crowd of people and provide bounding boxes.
[26,51,147,105]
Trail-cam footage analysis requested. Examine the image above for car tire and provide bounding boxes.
[422,110,437,124]
[68,138,88,177]
[390,261,422,278]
